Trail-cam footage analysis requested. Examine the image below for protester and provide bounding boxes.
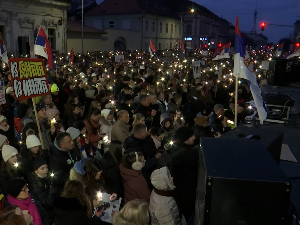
[135,95,157,128]
[0,205,33,225]
[0,115,14,146]
[99,109,114,151]
[192,116,214,145]
[111,110,130,143]
[132,113,145,127]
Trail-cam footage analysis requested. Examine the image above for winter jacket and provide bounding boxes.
[27,172,55,210]
[192,125,214,146]
[14,117,23,133]
[119,164,150,205]
[53,197,104,225]
[0,166,22,196]
[149,167,181,225]
[167,99,181,118]
[64,113,82,130]
[100,152,124,198]
[49,140,79,193]
[72,87,87,106]
[22,113,54,155]
[59,88,71,117]
[157,100,167,114]
[111,120,130,143]
[188,88,203,100]
[134,102,154,128]
[83,119,101,148]
[169,142,199,221]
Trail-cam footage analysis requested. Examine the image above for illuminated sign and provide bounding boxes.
[184,37,193,41]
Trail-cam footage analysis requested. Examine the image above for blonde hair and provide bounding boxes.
[132,113,145,127]
[112,199,149,225]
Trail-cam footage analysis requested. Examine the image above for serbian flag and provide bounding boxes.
[34,26,53,69]
[180,37,185,53]
[275,43,283,57]
[233,17,267,124]
[70,48,74,63]
[0,38,8,64]
[150,38,156,53]
[213,42,231,61]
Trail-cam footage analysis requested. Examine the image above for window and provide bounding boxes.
[152,21,155,32]
[48,28,56,49]
[171,24,173,34]
[186,24,192,34]
[108,21,115,28]
[166,23,168,33]
[159,22,162,33]
[145,21,148,32]
[175,25,177,35]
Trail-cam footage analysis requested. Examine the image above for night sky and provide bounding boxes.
[195,0,299,43]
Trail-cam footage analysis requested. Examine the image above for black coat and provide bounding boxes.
[27,172,56,210]
[192,125,214,146]
[72,87,87,106]
[114,81,128,100]
[53,197,104,225]
[149,103,161,128]
[169,142,199,220]
[134,102,153,128]
[0,166,22,195]
[49,144,79,193]
[100,152,124,199]
[63,113,82,130]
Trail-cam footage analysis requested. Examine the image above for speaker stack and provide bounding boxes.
[195,127,291,225]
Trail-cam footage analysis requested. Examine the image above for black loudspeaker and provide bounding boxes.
[267,59,288,86]
[219,126,283,164]
[195,138,291,225]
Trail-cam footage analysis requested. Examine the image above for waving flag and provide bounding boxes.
[213,42,231,61]
[233,17,267,124]
[0,34,8,64]
[180,37,185,53]
[70,48,74,63]
[34,26,53,69]
[275,43,283,57]
[149,38,156,58]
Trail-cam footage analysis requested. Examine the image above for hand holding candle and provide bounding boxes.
[51,118,56,126]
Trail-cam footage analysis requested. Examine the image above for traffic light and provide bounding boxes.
[261,22,266,31]
[296,43,300,48]
[218,43,222,47]
[204,44,207,48]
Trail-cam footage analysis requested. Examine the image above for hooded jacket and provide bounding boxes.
[149,167,181,225]
[49,140,78,192]
[119,164,150,205]
[111,120,130,143]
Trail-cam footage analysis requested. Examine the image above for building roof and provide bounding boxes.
[85,0,180,20]
[67,20,107,34]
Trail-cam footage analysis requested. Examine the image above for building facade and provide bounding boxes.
[84,0,181,51]
[0,0,70,55]
[294,20,300,41]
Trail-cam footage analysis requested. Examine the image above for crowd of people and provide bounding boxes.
[0,49,262,225]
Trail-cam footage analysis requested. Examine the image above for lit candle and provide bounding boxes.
[14,162,19,168]
[50,173,55,177]
[51,118,56,125]
[97,191,103,201]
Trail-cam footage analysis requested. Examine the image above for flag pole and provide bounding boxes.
[234,74,238,127]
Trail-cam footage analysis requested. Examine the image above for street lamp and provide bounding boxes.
[191,8,195,13]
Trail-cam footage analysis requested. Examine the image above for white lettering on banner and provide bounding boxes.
[11,62,19,78]
[13,80,22,98]
[23,77,49,97]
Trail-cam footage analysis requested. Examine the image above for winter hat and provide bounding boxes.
[51,83,59,93]
[0,134,7,147]
[0,115,7,123]
[213,104,224,112]
[6,178,27,198]
[33,157,47,171]
[124,94,133,102]
[17,103,29,118]
[91,73,97,77]
[6,86,13,95]
[73,121,85,132]
[151,167,175,191]
[140,65,145,70]
[194,116,208,126]
[101,109,112,119]
[35,102,45,113]
[66,127,80,140]
[175,127,194,143]
[26,135,41,149]
[2,145,18,162]
[74,158,91,175]
[46,108,59,120]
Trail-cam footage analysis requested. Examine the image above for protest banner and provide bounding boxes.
[8,58,50,149]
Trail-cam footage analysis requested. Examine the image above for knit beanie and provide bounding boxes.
[0,115,7,123]
[66,127,80,140]
[0,134,7,147]
[150,167,175,191]
[46,108,59,120]
[17,103,29,118]
[6,86,13,95]
[74,158,90,175]
[2,145,18,162]
[6,178,27,198]
[33,157,47,171]
[51,83,59,93]
[73,121,86,132]
[194,116,208,126]
[175,127,194,143]
[101,109,111,119]
[26,135,41,149]
[35,102,45,113]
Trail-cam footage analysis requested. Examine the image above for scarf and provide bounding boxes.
[154,188,181,215]
[151,135,161,149]
[7,194,43,225]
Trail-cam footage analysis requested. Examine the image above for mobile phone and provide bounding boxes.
[96,202,110,212]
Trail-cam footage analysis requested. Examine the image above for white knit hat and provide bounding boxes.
[6,87,13,95]
[66,127,80,140]
[92,73,97,77]
[26,135,41,149]
[2,145,18,162]
[150,166,175,191]
[101,109,111,119]
[0,115,7,123]
[0,134,7,147]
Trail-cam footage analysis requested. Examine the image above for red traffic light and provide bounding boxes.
[204,44,207,48]
[218,43,222,47]
[296,43,300,47]
[261,22,266,31]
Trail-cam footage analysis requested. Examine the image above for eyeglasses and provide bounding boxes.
[21,184,29,192]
